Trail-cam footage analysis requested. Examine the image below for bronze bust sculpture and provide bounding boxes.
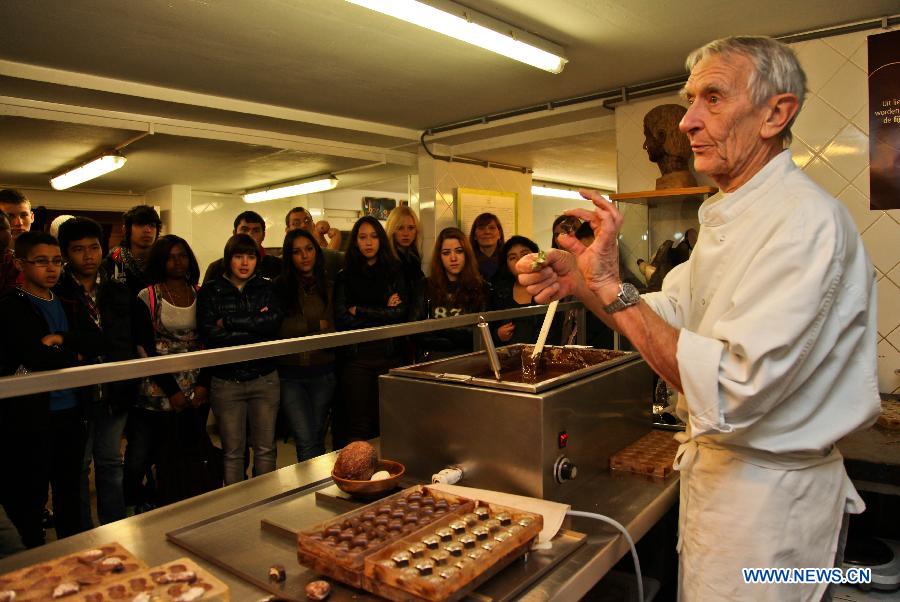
[643,104,697,189]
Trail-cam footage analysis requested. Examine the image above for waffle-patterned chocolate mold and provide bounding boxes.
[365,496,542,601]
[297,485,473,589]
[297,486,542,601]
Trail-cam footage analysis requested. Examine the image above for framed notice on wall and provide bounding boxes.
[457,188,518,238]
[868,29,900,210]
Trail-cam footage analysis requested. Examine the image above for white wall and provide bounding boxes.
[417,155,532,271]
[614,29,900,394]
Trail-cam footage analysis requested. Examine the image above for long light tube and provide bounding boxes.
[243,176,338,203]
[346,0,567,74]
[532,184,612,202]
[50,154,127,190]
[531,185,583,200]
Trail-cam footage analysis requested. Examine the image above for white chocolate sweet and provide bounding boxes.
[51,582,79,598]
[174,587,206,601]
[370,470,391,481]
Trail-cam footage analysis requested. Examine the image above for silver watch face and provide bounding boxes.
[620,283,640,305]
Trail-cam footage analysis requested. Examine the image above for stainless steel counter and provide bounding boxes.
[0,448,678,600]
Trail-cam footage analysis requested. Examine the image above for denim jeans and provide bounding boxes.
[210,371,280,485]
[80,402,128,529]
[123,406,170,508]
[280,372,336,462]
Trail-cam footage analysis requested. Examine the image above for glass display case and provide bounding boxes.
[611,186,717,292]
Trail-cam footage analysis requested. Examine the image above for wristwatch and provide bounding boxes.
[602,283,641,314]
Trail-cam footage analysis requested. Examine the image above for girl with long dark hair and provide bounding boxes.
[126,234,206,511]
[273,228,336,462]
[333,216,408,445]
[412,227,489,361]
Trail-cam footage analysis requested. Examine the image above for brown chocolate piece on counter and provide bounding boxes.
[268,564,286,582]
[306,580,331,600]
[332,441,377,480]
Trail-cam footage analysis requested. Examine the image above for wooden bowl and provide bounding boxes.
[331,459,405,498]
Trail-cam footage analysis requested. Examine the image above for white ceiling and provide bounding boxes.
[0,0,897,195]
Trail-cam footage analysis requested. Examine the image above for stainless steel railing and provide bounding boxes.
[0,302,588,400]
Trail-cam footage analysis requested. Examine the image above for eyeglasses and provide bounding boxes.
[21,257,63,267]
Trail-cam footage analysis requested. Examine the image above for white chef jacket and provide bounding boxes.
[642,150,880,601]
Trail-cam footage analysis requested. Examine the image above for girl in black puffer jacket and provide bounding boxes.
[198,234,283,485]
[333,216,408,446]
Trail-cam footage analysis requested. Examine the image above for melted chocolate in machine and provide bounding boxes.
[380,345,654,501]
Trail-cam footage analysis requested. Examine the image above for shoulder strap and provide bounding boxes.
[147,285,161,326]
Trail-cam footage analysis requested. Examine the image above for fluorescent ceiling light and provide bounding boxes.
[50,154,127,190]
[346,0,567,74]
[243,176,338,203]
[532,185,583,200]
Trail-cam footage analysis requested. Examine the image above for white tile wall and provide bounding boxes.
[416,159,532,269]
[615,29,900,393]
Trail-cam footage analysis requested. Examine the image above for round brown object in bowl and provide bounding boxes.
[332,442,377,480]
[331,459,405,498]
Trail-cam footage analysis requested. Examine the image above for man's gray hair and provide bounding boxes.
[686,36,807,144]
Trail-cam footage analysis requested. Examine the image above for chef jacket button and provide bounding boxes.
[700,298,706,306]
[718,235,726,242]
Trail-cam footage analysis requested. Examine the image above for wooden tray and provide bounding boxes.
[0,542,146,601]
[609,430,680,478]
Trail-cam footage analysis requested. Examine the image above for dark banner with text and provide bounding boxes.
[869,29,900,210]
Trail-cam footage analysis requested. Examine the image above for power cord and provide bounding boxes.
[566,510,644,602]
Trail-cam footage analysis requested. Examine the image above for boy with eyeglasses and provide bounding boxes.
[0,231,98,547]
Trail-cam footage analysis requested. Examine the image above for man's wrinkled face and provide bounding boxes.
[1,201,33,241]
[679,53,768,187]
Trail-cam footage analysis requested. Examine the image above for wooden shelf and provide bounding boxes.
[609,186,718,201]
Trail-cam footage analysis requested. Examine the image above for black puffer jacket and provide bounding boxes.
[0,288,95,431]
[54,270,146,410]
[397,247,425,290]
[197,274,283,381]
[334,263,408,330]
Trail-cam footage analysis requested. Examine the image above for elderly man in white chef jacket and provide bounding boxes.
[518,36,880,601]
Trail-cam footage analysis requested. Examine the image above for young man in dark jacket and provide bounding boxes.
[55,217,148,529]
[0,232,96,547]
[102,204,161,296]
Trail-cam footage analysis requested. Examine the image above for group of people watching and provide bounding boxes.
[0,187,590,553]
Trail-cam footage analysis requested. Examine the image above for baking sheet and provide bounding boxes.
[167,482,586,601]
